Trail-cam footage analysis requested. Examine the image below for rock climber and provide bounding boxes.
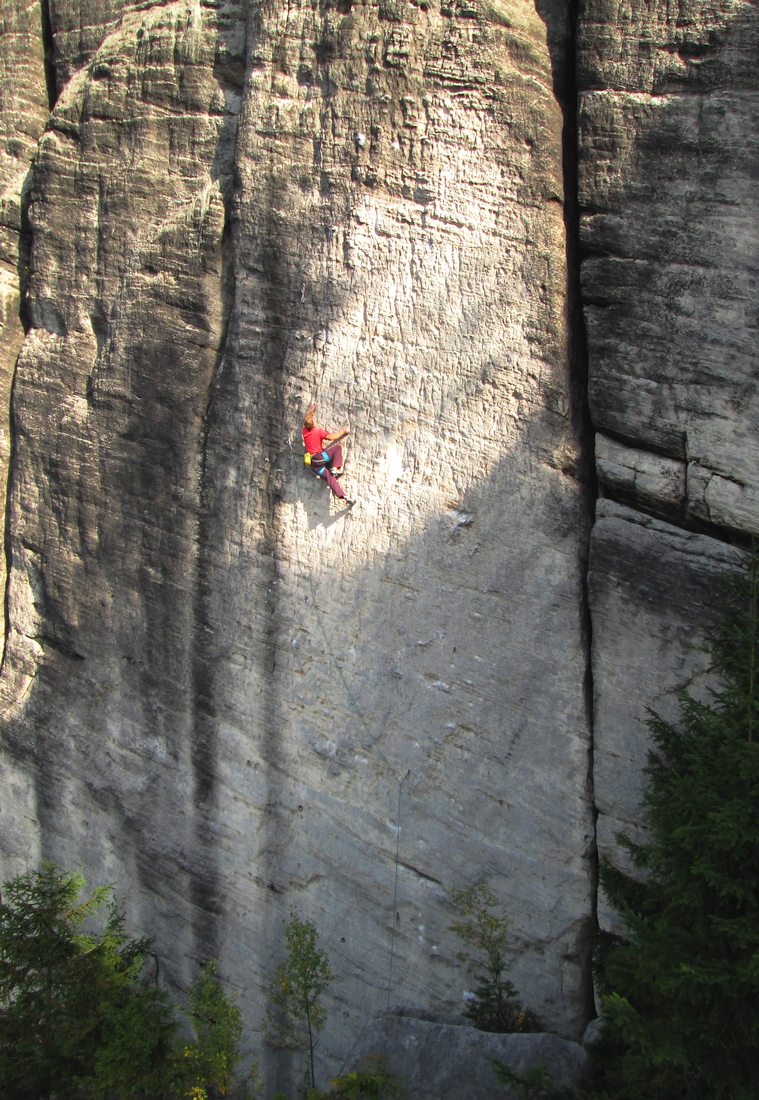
[302,402,355,507]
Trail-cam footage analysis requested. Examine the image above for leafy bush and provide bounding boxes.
[492,1060,577,1099]
[309,1054,404,1099]
[0,865,257,1100]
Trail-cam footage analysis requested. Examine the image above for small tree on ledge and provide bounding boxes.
[450,881,537,1033]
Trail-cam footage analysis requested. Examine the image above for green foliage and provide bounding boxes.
[492,1059,576,1099]
[592,548,759,1099]
[267,908,333,1092]
[449,882,537,1033]
[308,1055,404,1099]
[180,959,254,1099]
[0,864,176,1099]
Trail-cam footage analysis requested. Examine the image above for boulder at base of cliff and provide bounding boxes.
[346,1013,590,1099]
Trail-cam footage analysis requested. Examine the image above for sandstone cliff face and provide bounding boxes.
[0,2,50,640]
[1,0,593,1064]
[580,0,759,535]
[1,0,247,1002]
[0,0,756,1083]
[577,0,759,919]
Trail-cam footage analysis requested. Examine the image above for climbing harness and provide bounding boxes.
[305,450,331,478]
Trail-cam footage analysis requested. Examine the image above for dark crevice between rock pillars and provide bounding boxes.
[17,172,34,337]
[39,0,58,111]
[563,0,600,1030]
[0,172,35,675]
[0,361,20,676]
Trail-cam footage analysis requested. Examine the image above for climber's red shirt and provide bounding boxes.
[303,425,329,455]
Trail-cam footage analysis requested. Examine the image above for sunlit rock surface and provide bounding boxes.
[0,0,248,1023]
[0,1,593,1079]
[0,1,50,640]
[0,0,756,1088]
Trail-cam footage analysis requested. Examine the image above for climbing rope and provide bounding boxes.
[386,770,409,1010]
[304,566,412,1015]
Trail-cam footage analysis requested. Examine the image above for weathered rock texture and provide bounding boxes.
[0,0,757,1089]
[1,0,593,1077]
[1,0,247,994]
[579,1,759,535]
[0,2,50,639]
[588,500,744,932]
[348,1012,590,1099]
[577,0,759,915]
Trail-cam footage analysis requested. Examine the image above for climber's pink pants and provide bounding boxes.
[310,444,345,499]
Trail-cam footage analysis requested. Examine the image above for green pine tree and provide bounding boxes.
[592,548,759,1099]
[0,864,176,1099]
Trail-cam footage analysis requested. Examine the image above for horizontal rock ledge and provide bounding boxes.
[346,1011,591,1100]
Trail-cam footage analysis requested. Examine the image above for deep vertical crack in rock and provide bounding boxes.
[0,361,19,675]
[1,164,34,675]
[39,0,58,111]
[563,0,599,1025]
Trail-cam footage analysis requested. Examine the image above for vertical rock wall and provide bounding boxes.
[0,0,596,1072]
[0,0,757,1084]
[0,2,50,644]
[1,0,247,980]
[578,0,759,923]
[201,0,593,1064]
